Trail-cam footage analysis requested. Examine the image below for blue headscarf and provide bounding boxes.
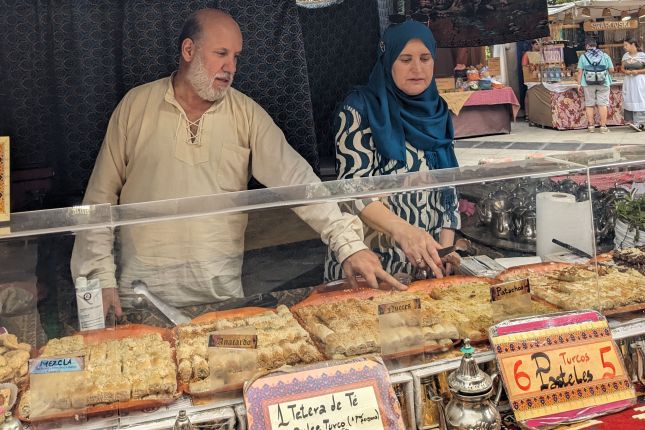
[355,21,457,168]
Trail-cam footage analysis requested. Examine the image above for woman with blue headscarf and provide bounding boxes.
[325,21,460,283]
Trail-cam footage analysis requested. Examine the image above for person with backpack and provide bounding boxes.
[577,38,614,133]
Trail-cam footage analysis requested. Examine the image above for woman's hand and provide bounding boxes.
[342,249,408,290]
[390,222,445,278]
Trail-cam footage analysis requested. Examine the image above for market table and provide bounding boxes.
[526,81,624,130]
[441,87,520,139]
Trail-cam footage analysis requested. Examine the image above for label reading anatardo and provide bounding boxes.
[208,334,258,349]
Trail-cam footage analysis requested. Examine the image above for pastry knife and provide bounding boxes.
[438,238,472,258]
[132,280,191,325]
[551,239,593,259]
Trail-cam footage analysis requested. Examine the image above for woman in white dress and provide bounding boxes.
[622,38,645,131]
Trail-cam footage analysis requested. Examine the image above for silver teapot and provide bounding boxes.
[518,209,537,242]
[432,339,502,430]
[477,196,494,225]
[491,205,512,239]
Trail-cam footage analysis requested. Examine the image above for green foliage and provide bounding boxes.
[615,193,645,241]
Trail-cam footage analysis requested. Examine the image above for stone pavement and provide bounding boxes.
[455,121,644,166]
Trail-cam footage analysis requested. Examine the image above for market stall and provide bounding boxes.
[442,87,521,138]
[0,148,644,429]
[522,1,645,129]
[526,81,624,129]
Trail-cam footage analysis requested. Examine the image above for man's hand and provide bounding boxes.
[342,249,407,291]
[391,223,445,278]
[102,288,123,319]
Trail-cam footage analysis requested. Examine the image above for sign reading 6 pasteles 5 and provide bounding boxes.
[490,311,635,427]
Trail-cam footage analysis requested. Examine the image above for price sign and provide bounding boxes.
[245,357,404,430]
[490,311,635,427]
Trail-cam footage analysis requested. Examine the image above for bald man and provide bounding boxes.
[71,9,404,320]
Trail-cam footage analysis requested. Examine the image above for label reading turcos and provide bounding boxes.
[378,298,421,315]
[490,279,530,302]
[29,356,85,374]
[268,386,384,430]
[209,334,258,349]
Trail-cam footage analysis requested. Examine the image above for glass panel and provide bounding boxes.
[570,149,645,322]
[1,155,607,425]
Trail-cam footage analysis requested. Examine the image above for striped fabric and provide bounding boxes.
[324,106,460,281]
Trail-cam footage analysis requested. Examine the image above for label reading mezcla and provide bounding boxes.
[490,279,530,302]
[209,334,258,349]
[378,298,421,315]
[29,356,85,375]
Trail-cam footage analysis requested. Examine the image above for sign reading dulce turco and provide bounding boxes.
[377,298,421,315]
[583,19,638,32]
[489,311,635,428]
[244,357,405,430]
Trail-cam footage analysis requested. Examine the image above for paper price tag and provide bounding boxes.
[490,279,530,302]
[377,299,422,356]
[377,298,420,315]
[490,279,533,323]
[29,356,85,375]
[204,328,258,393]
[208,334,258,349]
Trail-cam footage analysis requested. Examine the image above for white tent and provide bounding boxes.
[549,1,645,22]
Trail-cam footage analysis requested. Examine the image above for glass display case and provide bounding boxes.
[1,154,644,429]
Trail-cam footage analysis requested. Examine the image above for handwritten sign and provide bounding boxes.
[584,19,638,32]
[245,357,404,430]
[378,298,420,315]
[490,312,635,426]
[268,386,384,430]
[490,279,530,302]
[209,333,258,349]
[487,57,501,76]
[0,137,9,222]
[29,356,85,374]
[490,279,532,323]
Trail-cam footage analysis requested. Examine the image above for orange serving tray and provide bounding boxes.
[19,324,179,423]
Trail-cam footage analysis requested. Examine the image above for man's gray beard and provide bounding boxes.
[187,55,231,102]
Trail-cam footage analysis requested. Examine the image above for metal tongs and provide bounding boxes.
[413,238,473,280]
[132,280,191,325]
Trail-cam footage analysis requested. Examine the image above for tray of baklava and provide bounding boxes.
[17,324,179,422]
[496,260,645,316]
[175,305,323,396]
[290,276,510,359]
